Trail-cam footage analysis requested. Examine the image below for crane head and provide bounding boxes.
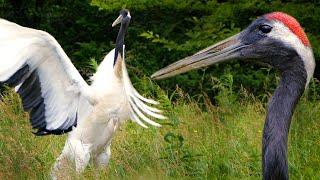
[111,9,131,77]
[112,9,131,27]
[151,12,315,85]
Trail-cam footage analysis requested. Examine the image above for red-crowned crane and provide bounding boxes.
[0,9,165,175]
[151,12,315,180]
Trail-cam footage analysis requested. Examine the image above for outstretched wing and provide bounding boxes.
[0,19,89,135]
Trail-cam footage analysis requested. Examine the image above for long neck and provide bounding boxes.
[114,21,128,65]
[262,56,307,180]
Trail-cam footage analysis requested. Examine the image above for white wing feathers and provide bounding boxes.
[0,19,89,135]
[121,49,166,128]
[0,19,165,134]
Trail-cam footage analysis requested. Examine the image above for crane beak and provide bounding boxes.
[112,14,123,27]
[151,33,248,80]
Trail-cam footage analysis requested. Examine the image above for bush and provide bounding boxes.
[0,0,319,101]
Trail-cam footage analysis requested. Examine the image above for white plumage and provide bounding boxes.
[0,18,86,133]
[53,47,165,175]
[0,9,165,176]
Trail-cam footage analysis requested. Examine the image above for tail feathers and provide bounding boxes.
[128,97,161,127]
[130,109,148,128]
[131,88,159,105]
[121,55,166,128]
[129,92,166,119]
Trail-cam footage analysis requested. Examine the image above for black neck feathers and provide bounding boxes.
[262,55,307,180]
[114,18,130,66]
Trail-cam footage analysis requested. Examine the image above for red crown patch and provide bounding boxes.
[265,12,310,47]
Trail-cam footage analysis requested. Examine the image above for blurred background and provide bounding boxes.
[0,0,319,179]
[0,0,319,100]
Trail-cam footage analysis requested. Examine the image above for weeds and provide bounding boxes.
[0,79,319,179]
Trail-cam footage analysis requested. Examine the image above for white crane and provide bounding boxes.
[0,9,165,175]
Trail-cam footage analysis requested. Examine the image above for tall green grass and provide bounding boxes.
[0,80,319,179]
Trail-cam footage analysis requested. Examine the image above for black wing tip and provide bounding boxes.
[33,125,76,136]
[3,65,29,87]
[32,113,78,136]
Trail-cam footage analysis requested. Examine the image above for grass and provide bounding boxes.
[0,85,319,180]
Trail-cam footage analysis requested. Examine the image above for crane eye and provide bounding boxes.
[259,24,272,34]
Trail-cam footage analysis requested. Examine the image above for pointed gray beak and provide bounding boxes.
[112,15,123,27]
[151,33,248,80]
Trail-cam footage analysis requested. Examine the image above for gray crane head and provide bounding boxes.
[151,12,315,85]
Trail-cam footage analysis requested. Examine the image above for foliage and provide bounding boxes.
[0,85,319,179]
[0,0,318,99]
[92,0,320,99]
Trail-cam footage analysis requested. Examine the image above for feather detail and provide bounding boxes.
[121,46,165,127]
[128,97,161,127]
[129,108,148,128]
[131,95,166,119]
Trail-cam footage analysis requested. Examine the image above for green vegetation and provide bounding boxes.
[1,0,319,97]
[0,81,319,179]
[0,0,319,179]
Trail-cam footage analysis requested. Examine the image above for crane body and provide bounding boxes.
[0,9,165,176]
[53,48,139,174]
[54,10,166,174]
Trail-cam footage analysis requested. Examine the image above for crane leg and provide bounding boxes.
[71,140,91,173]
[50,153,68,180]
[94,144,112,168]
[51,138,91,179]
